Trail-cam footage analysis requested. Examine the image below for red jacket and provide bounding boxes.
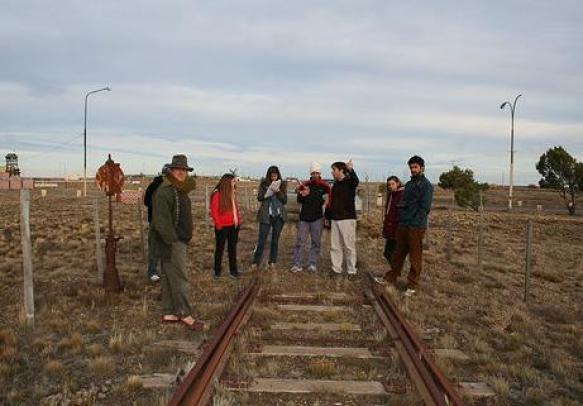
[383,188,404,239]
[210,191,241,230]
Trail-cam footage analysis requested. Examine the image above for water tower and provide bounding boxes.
[5,153,20,176]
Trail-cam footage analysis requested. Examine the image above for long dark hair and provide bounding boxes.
[262,165,287,193]
[213,174,236,213]
[386,175,402,190]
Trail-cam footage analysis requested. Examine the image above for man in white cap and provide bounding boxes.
[290,162,331,273]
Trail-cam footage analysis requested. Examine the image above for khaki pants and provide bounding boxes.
[160,241,192,317]
[385,226,425,288]
[330,219,357,274]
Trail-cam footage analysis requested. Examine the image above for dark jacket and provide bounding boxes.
[151,175,196,258]
[398,174,433,228]
[297,178,331,222]
[325,169,359,221]
[383,188,404,239]
[256,180,288,224]
[144,175,163,223]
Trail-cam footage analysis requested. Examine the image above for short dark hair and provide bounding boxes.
[407,155,425,167]
[331,162,348,173]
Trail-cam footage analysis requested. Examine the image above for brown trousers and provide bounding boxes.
[385,226,426,288]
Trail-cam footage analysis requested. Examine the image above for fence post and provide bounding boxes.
[205,185,210,227]
[366,175,370,216]
[20,189,34,327]
[445,193,455,261]
[524,220,533,303]
[446,210,453,262]
[477,208,484,273]
[94,198,105,284]
[423,216,431,250]
[137,192,146,267]
[381,189,387,223]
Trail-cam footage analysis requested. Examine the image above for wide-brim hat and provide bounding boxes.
[169,154,193,172]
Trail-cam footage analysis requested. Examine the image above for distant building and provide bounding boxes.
[5,153,20,176]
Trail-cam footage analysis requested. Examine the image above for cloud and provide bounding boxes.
[0,0,582,185]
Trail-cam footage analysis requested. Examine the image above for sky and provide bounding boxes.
[0,0,582,184]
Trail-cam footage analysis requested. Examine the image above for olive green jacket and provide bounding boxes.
[151,175,196,258]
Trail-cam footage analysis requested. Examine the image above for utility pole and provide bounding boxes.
[84,86,111,197]
[500,94,522,210]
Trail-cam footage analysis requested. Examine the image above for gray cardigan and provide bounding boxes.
[256,180,288,224]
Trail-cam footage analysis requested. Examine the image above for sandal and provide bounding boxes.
[162,315,180,323]
[180,316,205,331]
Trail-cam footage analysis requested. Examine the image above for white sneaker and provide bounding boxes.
[290,266,302,273]
[404,288,416,297]
[307,265,317,272]
[149,274,160,282]
[373,277,386,286]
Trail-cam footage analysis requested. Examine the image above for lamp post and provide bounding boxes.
[500,94,522,210]
[84,86,111,197]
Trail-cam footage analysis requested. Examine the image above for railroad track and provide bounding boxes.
[168,273,465,406]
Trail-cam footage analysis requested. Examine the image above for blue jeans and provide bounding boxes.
[253,216,284,265]
[292,219,323,267]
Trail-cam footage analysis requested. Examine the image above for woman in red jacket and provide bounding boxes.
[382,176,404,268]
[210,174,241,279]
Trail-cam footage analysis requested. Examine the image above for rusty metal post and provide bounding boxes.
[104,193,122,292]
[96,154,124,293]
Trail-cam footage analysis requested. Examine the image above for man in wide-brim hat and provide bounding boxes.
[151,154,203,330]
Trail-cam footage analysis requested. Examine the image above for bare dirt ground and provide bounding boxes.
[0,179,581,405]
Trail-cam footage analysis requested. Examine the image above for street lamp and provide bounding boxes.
[500,94,522,210]
[83,86,111,197]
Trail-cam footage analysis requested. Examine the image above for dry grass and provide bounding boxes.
[87,355,113,375]
[212,384,237,406]
[0,361,11,379]
[87,343,104,357]
[0,329,18,365]
[308,358,336,378]
[46,317,69,334]
[126,375,144,391]
[45,359,63,375]
[57,332,84,354]
[490,376,511,397]
[108,331,140,353]
[85,319,102,333]
[370,209,583,405]
[1,184,581,405]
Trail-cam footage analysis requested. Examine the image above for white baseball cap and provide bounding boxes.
[310,162,321,173]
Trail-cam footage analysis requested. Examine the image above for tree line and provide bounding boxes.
[437,146,582,215]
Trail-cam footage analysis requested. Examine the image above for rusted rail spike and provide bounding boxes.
[168,277,260,406]
[367,272,464,406]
